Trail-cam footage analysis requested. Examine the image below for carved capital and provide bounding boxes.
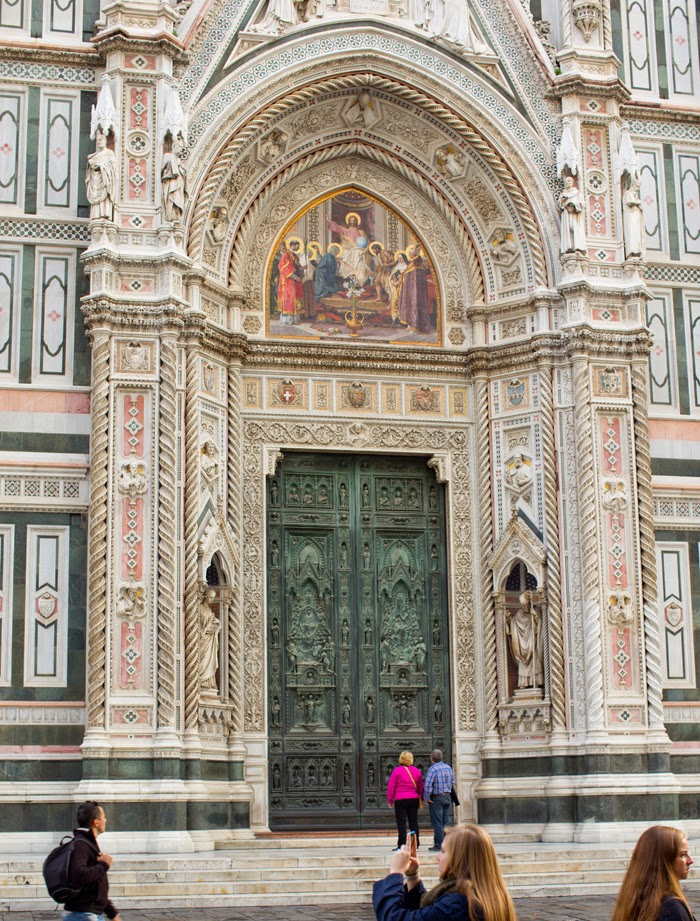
[428,455,450,483]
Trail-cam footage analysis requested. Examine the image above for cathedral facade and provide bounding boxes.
[1,0,700,852]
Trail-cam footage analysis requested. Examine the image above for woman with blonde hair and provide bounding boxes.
[611,826,694,921]
[387,751,424,852]
[372,822,516,921]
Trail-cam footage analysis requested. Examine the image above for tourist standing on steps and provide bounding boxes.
[387,750,424,851]
[611,826,695,921]
[64,801,121,921]
[372,823,517,921]
[423,749,455,852]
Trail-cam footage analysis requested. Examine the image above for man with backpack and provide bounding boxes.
[62,801,121,921]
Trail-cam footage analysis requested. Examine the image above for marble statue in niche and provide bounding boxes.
[199,587,221,693]
[506,591,543,690]
[558,175,586,253]
[622,172,645,258]
[86,130,117,222]
[161,135,188,223]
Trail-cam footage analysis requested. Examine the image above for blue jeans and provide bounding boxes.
[428,792,452,848]
[63,913,103,921]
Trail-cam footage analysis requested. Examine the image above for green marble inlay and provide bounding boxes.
[0,433,89,453]
[673,288,690,415]
[651,458,700,477]
[609,0,625,76]
[30,0,42,37]
[77,94,95,219]
[24,87,39,215]
[654,0,669,98]
[82,0,99,42]
[19,244,35,384]
[73,248,90,385]
[664,144,680,260]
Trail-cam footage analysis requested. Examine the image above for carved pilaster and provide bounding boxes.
[538,364,567,730]
[226,365,243,737]
[630,360,665,732]
[183,346,201,729]
[86,332,111,732]
[156,335,178,729]
[476,380,498,736]
[572,357,605,730]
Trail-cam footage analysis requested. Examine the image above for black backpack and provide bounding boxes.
[43,835,81,903]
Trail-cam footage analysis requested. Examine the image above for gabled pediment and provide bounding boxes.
[487,513,547,589]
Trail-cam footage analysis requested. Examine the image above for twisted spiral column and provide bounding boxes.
[183,347,202,730]
[630,362,664,730]
[573,358,605,729]
[156,336,178,729]
[227,364,243,735]
[476,379,498,735]
[86,332,111,730]
[539,364,567,729]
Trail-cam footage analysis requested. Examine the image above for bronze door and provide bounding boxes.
[267,453,451,830]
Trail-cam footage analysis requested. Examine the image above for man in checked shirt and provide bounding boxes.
[423,749,456,852]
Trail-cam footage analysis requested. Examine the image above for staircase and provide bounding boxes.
[3,834,699,910]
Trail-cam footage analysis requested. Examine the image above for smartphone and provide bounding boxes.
[407,831,417,858]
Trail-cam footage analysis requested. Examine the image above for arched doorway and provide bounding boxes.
[267,452,451,829]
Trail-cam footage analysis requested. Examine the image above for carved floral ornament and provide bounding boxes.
[185,76,551,297]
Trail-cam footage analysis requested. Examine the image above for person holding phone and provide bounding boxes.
[387,751,424,852]
[372,823,516,921]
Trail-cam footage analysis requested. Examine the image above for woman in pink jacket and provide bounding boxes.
[387,750,424,851]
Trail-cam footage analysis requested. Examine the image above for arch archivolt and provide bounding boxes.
[226,151,479,339]
[186,71,559,302]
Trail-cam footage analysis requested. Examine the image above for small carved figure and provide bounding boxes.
[209,205,229,243]
[506,591,544,690]
[431,544,439,571]
[116,583,146,620]
[318,484,329,505]
[161,135,188,223]
[602,478,629,512]
[429,485,437,508]
[393,486,403,506]
[200,440,220,497]
[367,762,375,786]
[306,763,317,786]
[342,696,351,724]
[271,616,279,645]
[558,175,586,253]
[270,540,279,568]
[413,639,427,670]
[505,453,532,492]
[364,619,372,645]
[252,0,299,34]
[434,695,443,722]
[271,695,281,726]
[291,763,302,787]
[435,145,464,179]
[365,695,374,723]
[303,483,314,505]
[398,694,409,723]
[408,486,419,508]
[339,482,348,507]
[623,172,645,258]
[118,460,147,499]
[380,635,391,672]
[362,482,370,507]
[270,480,279,504]
[433,619,441,646]
[363,543,370,570]
[491,231,519,265]
[260,129,288,162]
[288,482,299,504]
[343,762,351,786]
[287,638,298,672]
[341,620,350,645]
[378,485,390,507]
[86,130,117,222]
[199,588,221,692]
[321,764,333,786]
[607,592,632,625]
[345,89,378,128]
[272,762,281,789]
[340,542,348,568]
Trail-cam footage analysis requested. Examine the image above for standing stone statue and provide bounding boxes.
[622,172,645,258]
[161,135,188,223]
[199,587,221,692]
[86,130,117,221]
[558,175,586,253]
[505,591,544,690]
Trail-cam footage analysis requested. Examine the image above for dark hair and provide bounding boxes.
[77,801,102,828]
[432,749,443,762]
